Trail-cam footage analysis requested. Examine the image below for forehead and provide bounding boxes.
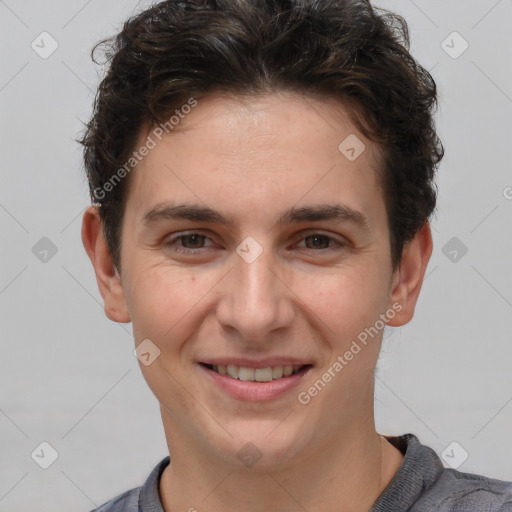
[123,92,386,232]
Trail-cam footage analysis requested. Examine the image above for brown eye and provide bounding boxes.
[179,234,206,249]
[294,232,346,255]
[304,234,332,250]
[164,232,214,255]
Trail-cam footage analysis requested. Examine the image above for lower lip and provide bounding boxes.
[199,364,312,402]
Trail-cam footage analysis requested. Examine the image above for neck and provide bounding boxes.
[159,417,404,512]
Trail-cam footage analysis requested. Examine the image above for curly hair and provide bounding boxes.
[78,0,444,272]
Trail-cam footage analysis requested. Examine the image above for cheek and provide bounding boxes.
[125,265,203,342]
[298,268,389,398]
[294,265,388,336]
[126,269,205,408]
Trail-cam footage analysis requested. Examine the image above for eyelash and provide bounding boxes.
[164,231,346,256]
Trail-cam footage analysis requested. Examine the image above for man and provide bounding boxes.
[80,0,512,510]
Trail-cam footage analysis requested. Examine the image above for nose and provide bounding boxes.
[215,244,295,343]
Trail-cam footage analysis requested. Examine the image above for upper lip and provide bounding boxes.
[199,357,313,368]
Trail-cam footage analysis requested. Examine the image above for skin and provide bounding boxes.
[82,92,432,512]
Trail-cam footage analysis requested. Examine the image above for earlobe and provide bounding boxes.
[81,206,131,323]
[386,222,433,327]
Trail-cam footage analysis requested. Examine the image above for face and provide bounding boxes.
[87,92,426,468]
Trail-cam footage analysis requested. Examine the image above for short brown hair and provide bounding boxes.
[78,0,444,272]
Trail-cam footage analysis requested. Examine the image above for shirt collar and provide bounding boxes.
[136,434,444,512]
[370,433,444,512]
[138,455,170,512]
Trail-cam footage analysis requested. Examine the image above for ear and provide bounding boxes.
[81,206,131,323]
[386,222,433,327]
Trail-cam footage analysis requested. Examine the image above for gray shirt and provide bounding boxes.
[90,433,512,511]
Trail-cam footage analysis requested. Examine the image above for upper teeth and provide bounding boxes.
[212,364,302,382]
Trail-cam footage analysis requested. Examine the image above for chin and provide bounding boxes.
[208,420,311,468]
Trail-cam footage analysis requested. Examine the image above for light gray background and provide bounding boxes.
[1,0,511,510]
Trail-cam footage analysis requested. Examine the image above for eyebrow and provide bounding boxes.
[142,202,371,231]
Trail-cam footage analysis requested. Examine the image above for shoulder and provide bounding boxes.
[89,487,140,512]
[375,434,512,512]
[414,467,512,512]
[88,456,170,512]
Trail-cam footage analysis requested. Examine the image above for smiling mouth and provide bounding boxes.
[201,363,311,382]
